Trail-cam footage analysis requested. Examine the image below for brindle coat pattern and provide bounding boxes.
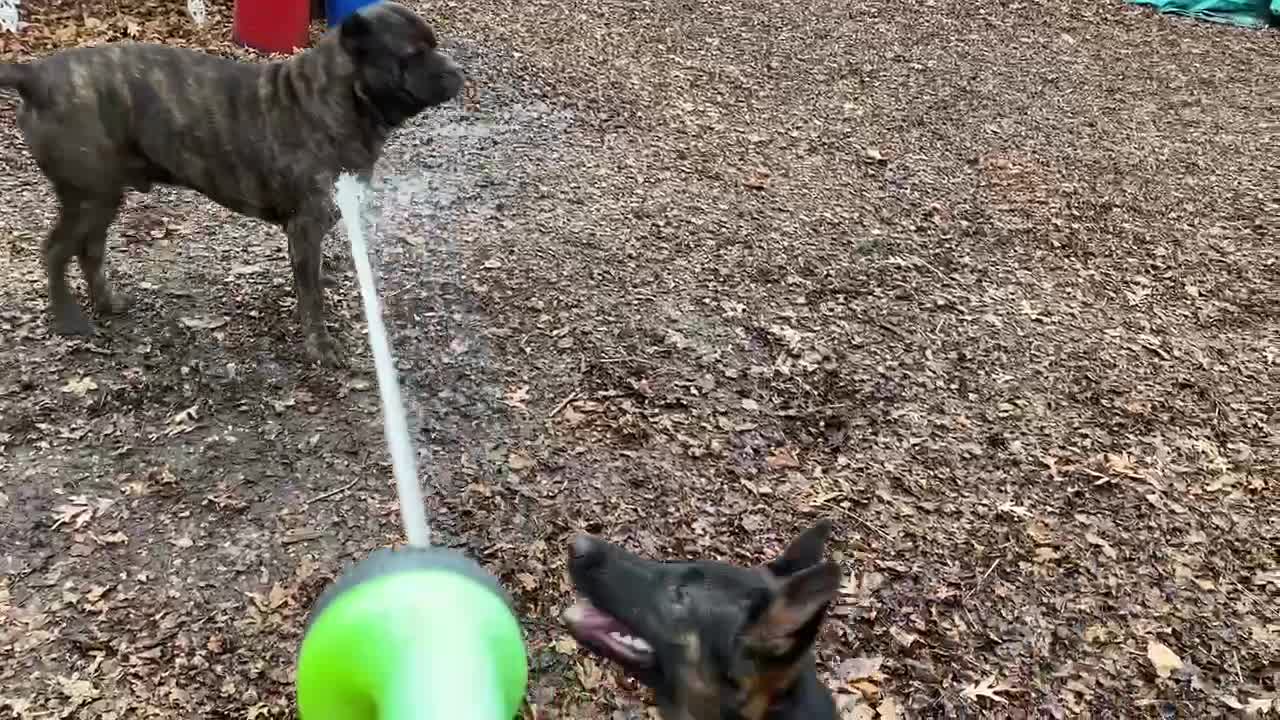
[0,1,464,366]
[564,521,841,720]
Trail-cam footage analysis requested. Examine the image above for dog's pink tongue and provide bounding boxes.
[562,600,626,633]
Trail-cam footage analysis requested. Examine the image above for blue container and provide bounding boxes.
[326,0,379,27]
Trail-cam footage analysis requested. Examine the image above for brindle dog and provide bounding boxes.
[0,1,464,366]
[564,520,840,720]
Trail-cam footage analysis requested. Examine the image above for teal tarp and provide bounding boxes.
[1128,0,1278,27]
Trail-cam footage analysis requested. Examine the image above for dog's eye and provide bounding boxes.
[668,569,705,608]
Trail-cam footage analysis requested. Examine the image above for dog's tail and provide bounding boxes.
[0,63,34,97]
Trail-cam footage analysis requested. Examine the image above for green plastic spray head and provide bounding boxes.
[296,546,528,720]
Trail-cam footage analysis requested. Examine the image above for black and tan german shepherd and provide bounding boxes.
[563,520,840,719]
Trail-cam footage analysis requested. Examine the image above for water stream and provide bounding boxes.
[334,173,431,547]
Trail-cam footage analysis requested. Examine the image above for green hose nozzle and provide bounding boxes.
[296,546,528,720]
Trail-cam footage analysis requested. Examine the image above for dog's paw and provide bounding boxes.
[306,332,347,368]
[321,257,351,288]
[93,291,133,317]
[51,304,94,336]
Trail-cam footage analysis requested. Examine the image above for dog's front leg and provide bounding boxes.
[286,207,345,368]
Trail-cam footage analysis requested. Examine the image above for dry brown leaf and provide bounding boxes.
[50,506,89,531]
[575,659,605,691]
[97,531,128,545]
[960,675,1014,704]
[744,168,770,190]
[850,680,880,703]
[1034,546,1061,563]
[56,676,99,705]
[838,655,885,682]
[1084,532,1118,560]
[1103,452,1144,479]
[766,448,800,469]
[1146,639,1183,679]
[503,385,530,409]
[845,705,875,720]
[1218,695,1279,715]
[1253,570,1280,588]
[508,451,534,471]
[561,405,587,426]
[837,696,876,720]
[1083,625,1112,643]
[166,404,201,436]
[60,376,98,396]
[840,570,886,600]
[178,315,228,330]
[0,698,32,719]
[889,626,919,648]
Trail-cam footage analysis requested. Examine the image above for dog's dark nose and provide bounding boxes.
[570,534,602,565]
[436,52,465,100]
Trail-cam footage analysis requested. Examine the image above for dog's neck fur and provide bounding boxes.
[750,616,836,720]
[757,666,836,720]
[268,37,389,176]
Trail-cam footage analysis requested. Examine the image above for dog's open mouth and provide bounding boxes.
[562,598,656,666]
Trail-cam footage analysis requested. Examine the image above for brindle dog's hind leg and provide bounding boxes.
[45,190,123,335]
[286,201,345,368]
[76,192,129,317]
[322,251,350,288]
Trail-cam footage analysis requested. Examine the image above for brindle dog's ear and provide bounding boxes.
[339,11,375,57]
[743,560,840,657]
[765,519,833,577]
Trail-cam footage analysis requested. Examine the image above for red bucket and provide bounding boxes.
[233,0,311,54]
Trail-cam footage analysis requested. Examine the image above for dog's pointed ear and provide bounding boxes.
[339,11,375,56]
[765,519,832,577]
[743,560,840,657]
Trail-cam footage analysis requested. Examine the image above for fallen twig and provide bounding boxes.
[964,557,1001,602]
[818,499,892,540]
[1228,577,1278,620]
[282,530,326,545]
[306,478,359,504]
[548,390,580,419]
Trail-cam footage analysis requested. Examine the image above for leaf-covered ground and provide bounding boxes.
[1,0,1278,717]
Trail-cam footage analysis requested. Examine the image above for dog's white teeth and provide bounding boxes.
[607,632,654,653]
